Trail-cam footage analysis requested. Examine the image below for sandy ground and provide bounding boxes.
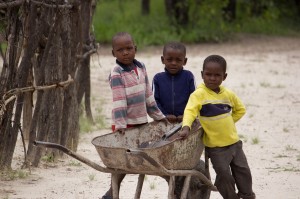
[1,35,300,199]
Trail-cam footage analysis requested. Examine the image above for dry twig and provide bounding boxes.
[0,74,73,120]
[0,0,73,9]
[0,0,24,9]
[31,0,72,9]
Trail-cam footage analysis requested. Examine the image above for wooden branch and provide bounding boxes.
[31,0,72,9]
[0,0,73,9]
[3,95,17,106]
[0,75,74,120]
[76,48,97,60]
[0,0,24,9]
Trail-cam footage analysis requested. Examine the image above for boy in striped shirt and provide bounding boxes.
[102,32,166,199]
[109,32,166,133]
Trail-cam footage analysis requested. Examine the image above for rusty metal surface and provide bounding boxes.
[92,121,204,173]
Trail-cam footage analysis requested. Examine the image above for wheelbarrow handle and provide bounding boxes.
[34,140,123,174]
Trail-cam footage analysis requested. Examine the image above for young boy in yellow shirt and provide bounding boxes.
[180,55,255,199]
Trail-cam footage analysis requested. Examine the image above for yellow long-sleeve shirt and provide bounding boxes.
[182,83,246,147]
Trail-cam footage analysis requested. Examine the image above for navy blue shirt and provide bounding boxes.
[152,68,196,116]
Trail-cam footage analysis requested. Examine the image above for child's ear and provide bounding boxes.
[161,56,164,64]
[201,71,204,79]
[183,58,188,65]
[112,49,115,57]
[135,45,137,52]
[223,73,227,81]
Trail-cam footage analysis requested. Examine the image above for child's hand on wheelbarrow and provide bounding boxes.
[179,126,190,140]
[176,115,183,123]
[166,115,177,123]
[157,117,171,126]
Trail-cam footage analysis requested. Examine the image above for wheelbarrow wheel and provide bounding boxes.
[174,159,211,199]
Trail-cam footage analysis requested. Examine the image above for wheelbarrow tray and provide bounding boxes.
[92,121,204,173]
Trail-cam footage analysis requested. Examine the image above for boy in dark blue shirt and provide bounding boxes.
[152,41,195,123]
[153,43,211,199]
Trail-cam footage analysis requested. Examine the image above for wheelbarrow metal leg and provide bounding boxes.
[180,175,191,199]
[168,175,176,199]
[205,150,211,180]
[134,174,145,199]
[112,173,120,199]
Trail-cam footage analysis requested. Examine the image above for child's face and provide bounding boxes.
[161,48,187,75]
[112,35,136,66]
[201,61,227,93]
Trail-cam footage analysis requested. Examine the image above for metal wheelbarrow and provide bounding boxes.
[34,120,217,199]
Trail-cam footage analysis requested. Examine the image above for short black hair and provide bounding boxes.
[203,55,227,72]
[163,41,186,56]
[112,32,134,48]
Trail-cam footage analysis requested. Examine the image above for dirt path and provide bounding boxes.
[1,35,300,199]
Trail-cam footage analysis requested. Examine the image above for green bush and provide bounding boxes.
[93,0,180,47]
[92,0,300,46]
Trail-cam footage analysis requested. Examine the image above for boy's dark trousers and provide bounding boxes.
[206,140,256,199]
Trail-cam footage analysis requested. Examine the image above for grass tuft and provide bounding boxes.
[251,136,260,144]
[0,169,30,181]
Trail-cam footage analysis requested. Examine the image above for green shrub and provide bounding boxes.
[92,0,300,46]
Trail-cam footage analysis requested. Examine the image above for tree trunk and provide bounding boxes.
[294,0,300,17]
[0,6,24,169]
[76,0,94,124]
[141,0,150,15]
[164,0,189,26]
[165,0,173,16]
[223,0,236,22]
[250,0,267,17]
[22,68,33,140]
[60,6,80,152]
